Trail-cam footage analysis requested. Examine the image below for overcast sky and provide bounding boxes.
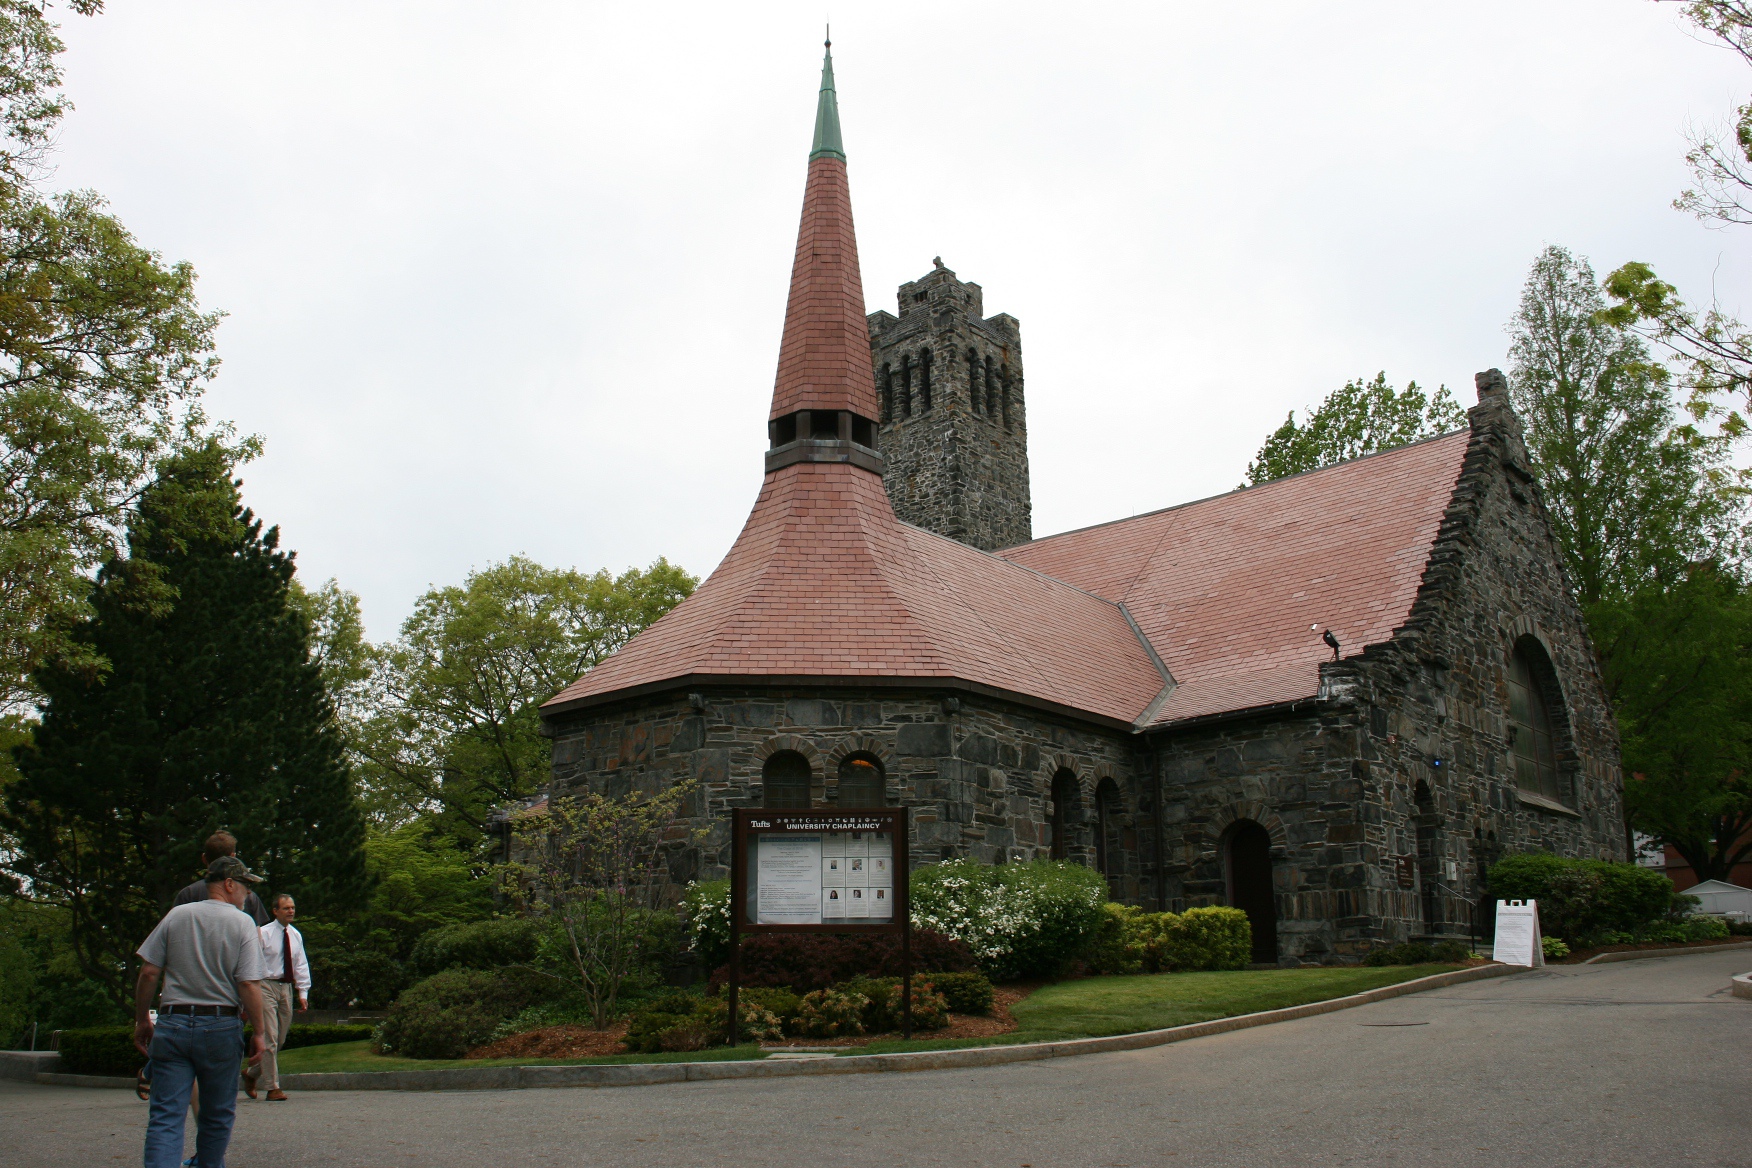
[50,1,1752,639]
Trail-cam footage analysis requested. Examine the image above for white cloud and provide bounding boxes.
[52,0,1749,637]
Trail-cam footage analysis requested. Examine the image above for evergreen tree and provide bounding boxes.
[1,442,366,1006]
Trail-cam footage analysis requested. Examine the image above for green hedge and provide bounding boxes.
[58,1022,371,1076]
[406,918,544,979]
[1487,853,1674,942]
[1084,904,1253,974]
[374,968,549,1060]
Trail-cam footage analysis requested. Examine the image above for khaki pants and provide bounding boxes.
[259,981,295,1091]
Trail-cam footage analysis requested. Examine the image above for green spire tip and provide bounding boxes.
[810,37,844,161]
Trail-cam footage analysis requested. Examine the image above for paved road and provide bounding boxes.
[6,950,1748,1168]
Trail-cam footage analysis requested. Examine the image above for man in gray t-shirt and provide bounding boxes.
[135,856,269,1168]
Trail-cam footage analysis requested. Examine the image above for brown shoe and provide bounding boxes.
[266,1089,288,1101]
[241,1066,258,1100]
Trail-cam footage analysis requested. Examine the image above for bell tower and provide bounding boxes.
[867,260,1032,551]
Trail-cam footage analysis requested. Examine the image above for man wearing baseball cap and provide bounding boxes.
[135,855,269,1168]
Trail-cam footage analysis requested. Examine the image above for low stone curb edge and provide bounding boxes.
[1581,940,1752,965]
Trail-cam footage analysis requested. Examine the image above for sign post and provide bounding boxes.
[1493,898,1545,968]
[727,807,911,1045]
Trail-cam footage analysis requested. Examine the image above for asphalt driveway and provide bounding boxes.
[5,949,1747,1168]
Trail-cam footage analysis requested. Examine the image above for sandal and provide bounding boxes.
[135,1066,150,1101]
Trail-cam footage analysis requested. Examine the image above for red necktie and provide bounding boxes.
[281,926,294,984]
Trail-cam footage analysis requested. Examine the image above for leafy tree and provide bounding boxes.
[1666,1,1752,229]
[1507,246,1749,606]
[1244,372,1464,485]
[0,443,366,1006]
[355,556,696,844]
[0,1,232,714]
[1592,566,1752,882]
[499,783,697,1028]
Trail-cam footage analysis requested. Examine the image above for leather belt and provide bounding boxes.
[160,1004,238,1016]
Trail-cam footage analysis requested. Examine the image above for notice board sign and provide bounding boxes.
[727,808,913,1041]
[732,808,908,933]
[1493,899,1545,967]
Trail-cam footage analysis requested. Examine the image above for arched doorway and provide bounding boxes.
[1225,821,1278,964]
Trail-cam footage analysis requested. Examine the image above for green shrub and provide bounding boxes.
[306,943,406,1010]
[1429,940,1471,963]
[407,918,543,978]
[1682,915,1731,942]
[911,859,1108,980]
[683,879,732,969]
[58,1026,143,1076]
[924,970,994,1015]
[1149,906,1253,972]
[1084,903,1148,975]
[793,988,868,1038]
[374,968,548,1059]
[1542,936,1570,960]
[725,986,802,1031]
[1728,919,1752,937]
[623,992,708,1054]
[1487,854,1673,942]
[1364,942,1432,967]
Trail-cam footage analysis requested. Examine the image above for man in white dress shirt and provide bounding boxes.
[249,893,310,1101]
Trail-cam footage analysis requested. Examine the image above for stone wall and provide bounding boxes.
[544,687,1154,903]
[1150,385,1626,963]
[868,262,1032,551]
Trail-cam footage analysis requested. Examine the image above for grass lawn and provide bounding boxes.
[277,964,1462,1073]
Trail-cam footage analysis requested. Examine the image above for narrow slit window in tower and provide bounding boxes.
[918,348,932,412]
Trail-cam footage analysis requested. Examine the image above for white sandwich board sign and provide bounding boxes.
[1494,899,1544,967]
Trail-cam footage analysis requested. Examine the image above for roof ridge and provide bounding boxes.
[895,514,1135,611]
[1007,428,1471,552]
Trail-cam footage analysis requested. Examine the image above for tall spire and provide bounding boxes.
[768,38,879,429]
[811,35,844,161]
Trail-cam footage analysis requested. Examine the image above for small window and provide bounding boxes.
[837,753,886,807]
[1094,778,1121,878]
[1049,769,1079,861]
[918,348,933,413]
[762,750,812,809]
[1507,646,1561,802]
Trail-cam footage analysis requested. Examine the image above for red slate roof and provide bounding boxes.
[544,461,1166,724]
[1000,432,1471,726]
[769,154,879,421]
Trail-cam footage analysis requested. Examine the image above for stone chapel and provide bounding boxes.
[537,45,1627,964]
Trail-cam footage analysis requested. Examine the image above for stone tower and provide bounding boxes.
[867,261,1031,551]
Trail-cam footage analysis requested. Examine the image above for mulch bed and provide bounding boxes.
[759,983,1037,1049]
[466,1023,630,1060]
[1549,937,1750,965]
[464,985,1044,1060]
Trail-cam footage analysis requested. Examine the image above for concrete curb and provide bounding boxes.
[23,964,1516,1093]
[1731,972,1752,1001]
[1581,940,1752,965]
[0,1051,59,1082]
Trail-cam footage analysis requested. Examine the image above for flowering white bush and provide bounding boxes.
[910,859,1107,981]
[683,878,733,968]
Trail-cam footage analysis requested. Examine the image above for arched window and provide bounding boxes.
[762,750,811,809]
[1094,778,1121,879]
[837,753,886,807]
[918,348,933,412]
[984,355,998,417]
[899,354,913,418]
[1049,769,1079,861]
[967,349,981,412]
[1225,821,1278,964]
[1507,642,1563,802]
[880,364,893,423]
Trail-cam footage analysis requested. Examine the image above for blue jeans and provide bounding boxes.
[142,1014,243,1168]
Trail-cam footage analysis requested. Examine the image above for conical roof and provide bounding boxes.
[542,47,1166,727]
[769,41,878,421]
